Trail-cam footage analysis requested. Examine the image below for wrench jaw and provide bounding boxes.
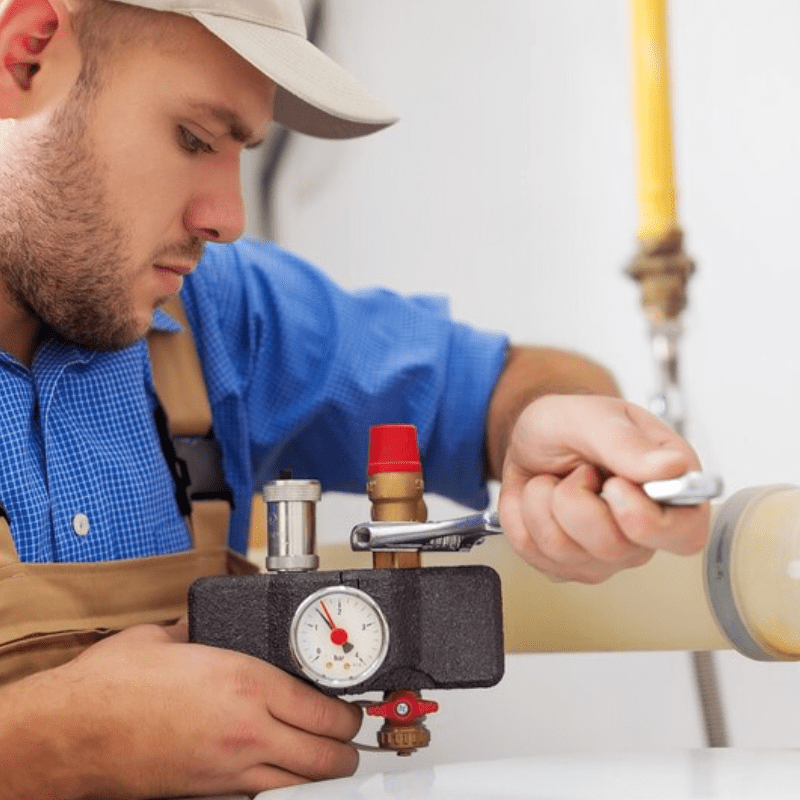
[350,510,502,553]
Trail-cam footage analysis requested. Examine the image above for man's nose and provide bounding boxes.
[183,162,246,243]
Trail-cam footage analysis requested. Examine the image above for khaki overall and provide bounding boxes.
[0,296,257,685]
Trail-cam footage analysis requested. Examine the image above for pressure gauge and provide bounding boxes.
[289,585,390,688]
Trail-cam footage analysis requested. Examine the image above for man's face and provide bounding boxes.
[0,15,275,351]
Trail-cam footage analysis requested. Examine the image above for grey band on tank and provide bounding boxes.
[706,485,795,662]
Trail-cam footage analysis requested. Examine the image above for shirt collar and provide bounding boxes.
[150,307,182,334]
[1,309,181,373]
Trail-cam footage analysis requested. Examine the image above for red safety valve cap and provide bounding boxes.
[368,424,422,474]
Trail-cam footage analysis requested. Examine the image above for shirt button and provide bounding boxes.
[72,513,90,537]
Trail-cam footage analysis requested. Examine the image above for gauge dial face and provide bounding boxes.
[289,585,389,688]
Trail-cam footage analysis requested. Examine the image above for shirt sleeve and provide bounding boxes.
[181,238,509,511]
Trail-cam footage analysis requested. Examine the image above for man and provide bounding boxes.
[0,0,708,797]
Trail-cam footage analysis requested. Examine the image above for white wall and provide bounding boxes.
[242,0,800,770]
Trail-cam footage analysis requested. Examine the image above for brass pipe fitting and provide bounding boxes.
[626,228,695,323]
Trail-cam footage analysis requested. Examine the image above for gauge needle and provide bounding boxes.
[318,601,354,653]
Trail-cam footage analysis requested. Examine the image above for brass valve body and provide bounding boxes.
[368,470,426,570]
[626,228,695,323]
[377,718,431,757]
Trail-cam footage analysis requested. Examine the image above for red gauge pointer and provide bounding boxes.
[318,601,354,652]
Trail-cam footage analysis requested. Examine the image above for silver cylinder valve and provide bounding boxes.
[263,477,321,572]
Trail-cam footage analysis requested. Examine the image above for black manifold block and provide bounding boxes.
[188,565,505,696]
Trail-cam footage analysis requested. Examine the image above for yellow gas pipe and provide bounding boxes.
[627,0,694,328]
[632,0,678,247]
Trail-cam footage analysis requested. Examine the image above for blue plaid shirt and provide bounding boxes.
[0,239,508,563]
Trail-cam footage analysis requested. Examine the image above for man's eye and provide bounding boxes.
[177,126,215,155]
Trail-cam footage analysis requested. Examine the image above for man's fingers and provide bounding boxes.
[602,476,710,556]
[512,395,701,483]
[256,723,360,783]
[501,466,658,583]
[175,655,361,788]
[571,402,697,484]
[236,763,311,795]
[551,465,655,565]
[185,745,357,797]
[500,396,710,583]
[241,670,361,783]
[164,616,189,642]
[513,473,587,565]
[503,471,608,583]
[266,669,363,743]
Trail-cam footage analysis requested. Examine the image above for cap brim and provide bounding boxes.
[193,12,399,139]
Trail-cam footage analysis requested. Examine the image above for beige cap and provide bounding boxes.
[112,0,398,139]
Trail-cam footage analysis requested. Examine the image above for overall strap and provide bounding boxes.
[147,295,234,550]
[0,510,14,569]
[148,295,213,436]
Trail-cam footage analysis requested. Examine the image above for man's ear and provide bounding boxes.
[0,0,81,119]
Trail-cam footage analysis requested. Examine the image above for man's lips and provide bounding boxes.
[154,262,195,276]
[152,263,196,297]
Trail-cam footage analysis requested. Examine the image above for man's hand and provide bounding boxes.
[0,622,362,799]
[498,394,710,583]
